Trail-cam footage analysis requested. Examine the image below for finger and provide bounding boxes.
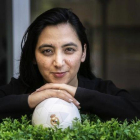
[36,83,64,91]
[36,83,76,97]
[42,89,80,108]
[29,89,80,109]
[52,89,80,108]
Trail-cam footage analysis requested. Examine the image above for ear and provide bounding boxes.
[81,44,87,62]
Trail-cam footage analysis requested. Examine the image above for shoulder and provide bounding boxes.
[0,77,28,96]
[78,75,121,95]
[78,75,101,90]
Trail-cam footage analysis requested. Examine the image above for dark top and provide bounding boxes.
[0,76,140,121]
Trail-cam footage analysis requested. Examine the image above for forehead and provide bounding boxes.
[39,23,78,39]
[36,23,81,46]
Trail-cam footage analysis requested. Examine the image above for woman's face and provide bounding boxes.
[35,23,86,87]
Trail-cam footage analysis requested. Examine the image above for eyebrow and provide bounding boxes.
[38,42,78,49]
[62,42,78,48]
[38,44,54,49]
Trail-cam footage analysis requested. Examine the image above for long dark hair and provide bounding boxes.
[19,7,95,89]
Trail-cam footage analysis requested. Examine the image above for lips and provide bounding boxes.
[52,72,67,78]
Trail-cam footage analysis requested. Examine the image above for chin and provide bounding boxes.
[47,79,68,84]
[55,80,69,84]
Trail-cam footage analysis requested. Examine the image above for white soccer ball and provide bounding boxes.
[32,98,81,129]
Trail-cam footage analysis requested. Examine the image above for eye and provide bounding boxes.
[42,49,53,56]
[65,48,76,54]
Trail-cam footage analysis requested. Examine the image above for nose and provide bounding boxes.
[53,52,65,68]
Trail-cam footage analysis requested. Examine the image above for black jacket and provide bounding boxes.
[0,76,140,121]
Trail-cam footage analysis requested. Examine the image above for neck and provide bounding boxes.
[69,75,78,87]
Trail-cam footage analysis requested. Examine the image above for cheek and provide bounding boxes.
[66,55,82,67]
[36,56,50,69]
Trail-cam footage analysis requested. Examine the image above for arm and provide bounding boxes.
[0,94,30,113]
[0,94,32,119]
[37,78,140,121]
[0,78,80,119]
[0,78,32,119]
[75,78,140,121]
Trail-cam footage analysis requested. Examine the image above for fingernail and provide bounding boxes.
[76,101,80,105]
[36,89,40,91]
[69,99,73,102]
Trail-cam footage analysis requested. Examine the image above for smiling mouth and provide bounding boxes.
[51,72,67,78]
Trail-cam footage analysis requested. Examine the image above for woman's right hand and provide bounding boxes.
[28,88,80,109]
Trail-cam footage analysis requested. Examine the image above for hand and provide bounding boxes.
[28,83,80,109]
[37,83,77,97]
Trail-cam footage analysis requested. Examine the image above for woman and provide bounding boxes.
[0,8,139,121]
